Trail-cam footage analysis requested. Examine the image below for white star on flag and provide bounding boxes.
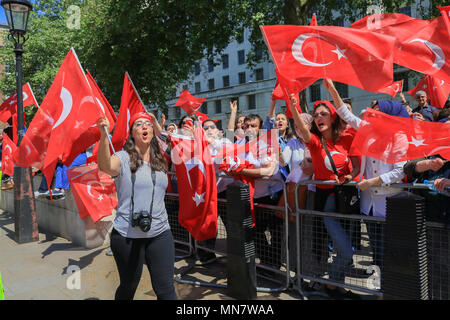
[98,195,103,201]
[192,192,205,206]
[331,45,347,61]
[408,136,427,147]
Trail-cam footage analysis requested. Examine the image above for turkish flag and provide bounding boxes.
[13,48,104,197]
[349,108,450,163]
[437,6,450,35]
[377,80,404,97]
[352,13,450,83]
[0,82,39,123]
[110,72,146,153]
[170,124,217,241]
[261,25,395,92]
[194,110,217,123]
[408,74,450,108]
[0,82,40,144]
[175,90,207,115]
[83,71,118,164]
[1,134,16,177]
[67,164,117,223]
[273,68,311,118]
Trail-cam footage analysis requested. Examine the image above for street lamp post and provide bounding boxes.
[1,0,38,243]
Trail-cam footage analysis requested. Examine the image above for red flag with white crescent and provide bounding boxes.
[349,108,450,163]
[408,75,450,109]
[13,48,104,198]
[352,13,450,83]
[175,90,207,115]
[261,25,395,92]
[437,6,450,36]
[377,80,404,97]
[169,124,217,241]
[1,133,16,176]
[67,164,117,223]
[110,72,146,154]
[194,110,217,123]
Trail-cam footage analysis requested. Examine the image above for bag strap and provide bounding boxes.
[321,137,340,177]
[131,168,157,215]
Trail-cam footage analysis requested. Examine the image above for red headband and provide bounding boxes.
[129,112,152,128]
[313,100,337,121]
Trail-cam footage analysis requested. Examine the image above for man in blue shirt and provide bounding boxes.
[412,90,439,122]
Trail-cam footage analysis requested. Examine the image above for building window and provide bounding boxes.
[194,63,200,76]
[255,68,264,81]
[222,54,229,69]
[223,75,230,88]
[310,84,321,102]
[195,82,201,93]
[174,106,181,118]
[238,72,246,84]
[208,79,215,91]
[238,50,245,65]
[201,104,207,114]
[337,19,344,27]
[208,59,214,72]
[182,84,188,91]
[255,48,263,61]
[216,120,223,130]
[248,95,256,110]
[215,100,222,114]
[335,83,348,98]
[399,6,411,16]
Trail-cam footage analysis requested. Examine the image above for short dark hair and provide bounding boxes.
[343,98,353,106]
[244,114,263,129]
[202,119,216,128]
[178,115,193,128]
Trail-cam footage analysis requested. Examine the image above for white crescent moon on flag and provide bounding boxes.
[324,151,348,171]
[4,145,12,154]
[53,87,73,130]
[184,157,207,189]
[87,181,104,197]
[408,38,445,70]
[292,33,333,67]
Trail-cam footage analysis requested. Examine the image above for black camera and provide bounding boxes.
[131,211,152,232]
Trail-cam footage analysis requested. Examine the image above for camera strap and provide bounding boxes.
[130,167,157,219]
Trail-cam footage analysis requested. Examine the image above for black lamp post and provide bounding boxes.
[1,0,38,243]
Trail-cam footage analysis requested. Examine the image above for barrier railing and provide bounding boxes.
[167,172,292,293]
[293,179,450,300]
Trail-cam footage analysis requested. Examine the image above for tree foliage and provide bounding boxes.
[0,0,447,117]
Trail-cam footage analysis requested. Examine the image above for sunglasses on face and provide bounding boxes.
[134,121,152,128]
[203,125,216,130]
[312,112,330,119]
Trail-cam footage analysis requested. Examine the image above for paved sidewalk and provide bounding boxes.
[0,209,304,300]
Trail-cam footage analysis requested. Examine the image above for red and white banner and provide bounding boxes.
[408,74,450,109]
[1,133,16,177]
[67,164,117,223]
[261,25,395,92]
[175,90,207,115]
[13,48,104,197]
[170,125,217,241]
[350,108,450,163]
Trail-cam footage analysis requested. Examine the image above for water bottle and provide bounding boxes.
[423,180,450,197]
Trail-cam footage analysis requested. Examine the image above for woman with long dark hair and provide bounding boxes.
[289,91,361,299]
[97,112,177,300]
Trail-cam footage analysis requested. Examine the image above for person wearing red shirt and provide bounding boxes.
[289,93,361,300]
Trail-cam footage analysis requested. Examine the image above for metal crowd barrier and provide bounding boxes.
[293,180,450,300]
[166,172,292,293]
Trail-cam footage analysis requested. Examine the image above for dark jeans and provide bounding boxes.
[110,228,177,300]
